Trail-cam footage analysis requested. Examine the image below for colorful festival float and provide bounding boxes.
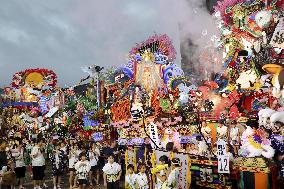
[211,0,284,188]
[102,0,284,188]
[101,33,244,188]
[0,68,67,138]
[105,34,195,189]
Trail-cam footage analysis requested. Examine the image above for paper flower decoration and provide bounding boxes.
[159,98,171,113]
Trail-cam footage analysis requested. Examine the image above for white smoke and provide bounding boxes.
[175,0,223,80]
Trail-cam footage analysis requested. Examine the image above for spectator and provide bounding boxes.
[51,144,65,189]
[11,142,26,189]
[31,139,45,189]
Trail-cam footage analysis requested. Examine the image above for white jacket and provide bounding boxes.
[75,160,91,179]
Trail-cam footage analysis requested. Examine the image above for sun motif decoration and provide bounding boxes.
[11,68,57,89]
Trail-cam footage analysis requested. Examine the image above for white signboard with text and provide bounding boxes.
[216,139,230,174]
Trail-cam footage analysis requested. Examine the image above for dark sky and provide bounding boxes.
[0,0,216,87]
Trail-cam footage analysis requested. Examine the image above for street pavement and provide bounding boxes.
[23,163,124,189]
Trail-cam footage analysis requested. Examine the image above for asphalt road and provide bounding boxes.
[23,163,124,189]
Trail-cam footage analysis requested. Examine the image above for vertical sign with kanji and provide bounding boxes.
[270,17,284,49]
[216,139,230,174]
[148,122,160,148]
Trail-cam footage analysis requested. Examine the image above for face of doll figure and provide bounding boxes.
[169,94,174,101]
[266,118,271,128]
[274,122,283,133]
[135,87,140,93]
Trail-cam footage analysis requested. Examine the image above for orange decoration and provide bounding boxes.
[111,97,131,122]
[150,90,162,120]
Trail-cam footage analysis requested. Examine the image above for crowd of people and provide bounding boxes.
[0,130,183,189]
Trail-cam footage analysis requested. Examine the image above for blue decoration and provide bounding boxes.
[114,67,134,82]
[92,132,103,141]
[134,53,142,62]
[180,134,201,144]
[163,64,184,85]
[83,112,99,130]
[39,96,49,113]
[154,52,168,64]
[1,102,38,107]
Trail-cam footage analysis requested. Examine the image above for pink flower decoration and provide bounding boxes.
[132,124,141,129]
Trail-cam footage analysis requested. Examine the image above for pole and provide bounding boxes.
[97,72,100,110]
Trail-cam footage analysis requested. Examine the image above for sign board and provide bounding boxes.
[218,155,230,174]
[216,139,227,156]
[270,17,284,49]
[45,107,58,118]
[216,139,230,173]
[148,122,160,148]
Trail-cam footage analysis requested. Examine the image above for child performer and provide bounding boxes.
[155,155,169,189]
[162,158,181,189]
[125,164,137,189]
[68,143,78,188]
[136,163,149,189]
[75,153,91,189]
[102,154,122,189]
[88,143,100,186]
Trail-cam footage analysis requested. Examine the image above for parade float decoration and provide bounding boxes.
[214,0,284,93]
[0,68,65,135]
[212,0,284,188]
[11,68,57,89]
[4,68,58,106]
[106,34,222,150]
[106,34,202,189]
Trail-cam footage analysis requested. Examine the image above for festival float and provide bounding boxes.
[0,68,67,138]
[104,0,283,188]
[211,0,284,188]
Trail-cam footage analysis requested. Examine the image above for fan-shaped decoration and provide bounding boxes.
[12,68,57,89]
